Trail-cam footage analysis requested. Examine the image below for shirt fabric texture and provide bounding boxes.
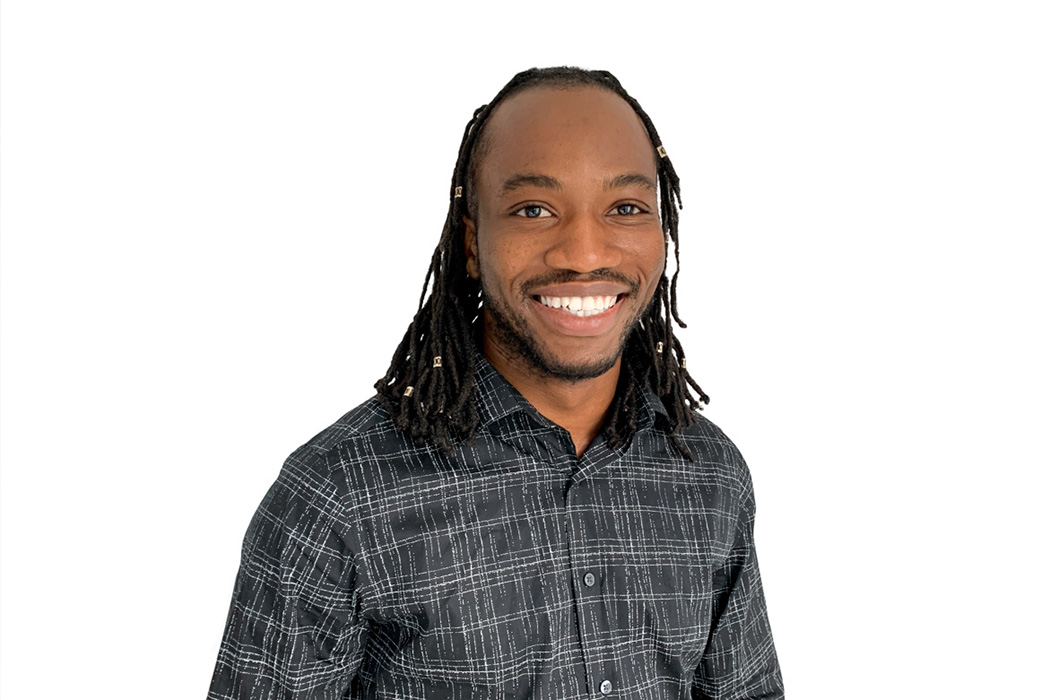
[208,356,783,699]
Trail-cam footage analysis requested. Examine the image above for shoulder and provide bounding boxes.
[269,395,403,500]
[671,412,756,500]
[678,412,747,462]
[246,396,407,544]
[276,395,439,500]
[290,395,398,463]
[236,401,399,569]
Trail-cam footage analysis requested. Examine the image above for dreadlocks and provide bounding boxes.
[375,66,710,457]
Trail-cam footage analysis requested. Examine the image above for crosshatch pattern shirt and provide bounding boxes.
[209,357,783,699]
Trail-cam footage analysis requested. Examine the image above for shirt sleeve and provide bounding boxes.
[208,454,368,700]
[693,468,784,700]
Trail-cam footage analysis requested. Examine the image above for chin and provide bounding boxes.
[502,330,622,382]
[536,354,620,382]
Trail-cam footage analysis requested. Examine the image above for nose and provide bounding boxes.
[543,213,622,273]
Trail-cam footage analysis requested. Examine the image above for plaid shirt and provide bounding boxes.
[208,356,783,699]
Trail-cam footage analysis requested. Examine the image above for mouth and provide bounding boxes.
[533,294,625,318]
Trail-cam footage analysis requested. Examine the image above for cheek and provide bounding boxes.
[479,234,544,285]
[630,233,668,285]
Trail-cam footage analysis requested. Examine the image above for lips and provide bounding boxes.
[537,294,621,317]
[528,294,626,338]
[524,279,635,335]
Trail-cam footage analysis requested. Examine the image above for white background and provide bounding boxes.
[2,1,1047,697]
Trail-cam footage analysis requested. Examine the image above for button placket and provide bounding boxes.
[565,479,614,697]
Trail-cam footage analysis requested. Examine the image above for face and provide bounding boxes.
[464,86,666,382]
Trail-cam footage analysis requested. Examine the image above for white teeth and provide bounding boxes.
[538,294,620,317]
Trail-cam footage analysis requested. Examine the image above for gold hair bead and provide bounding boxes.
[454,186,463,198]
[656,342,664,354]
[680,357,687,369]
[403,386,414,397]
[433,356,443,368]
[657,145,668,158]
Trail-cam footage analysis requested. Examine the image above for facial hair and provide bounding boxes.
[477,259,649,383]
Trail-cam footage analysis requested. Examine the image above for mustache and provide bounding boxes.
[521,269,640,295]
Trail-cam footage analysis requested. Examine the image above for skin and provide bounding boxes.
[463,86,666,457]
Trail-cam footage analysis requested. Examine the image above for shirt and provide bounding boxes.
[208,356,783,699]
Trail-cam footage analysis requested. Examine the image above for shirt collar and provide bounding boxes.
[471,348,670,434]
[472,351,544,429]
[622,351,672,431]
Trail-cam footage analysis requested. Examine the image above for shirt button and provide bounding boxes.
[600,679,613,695]
[584,572,596,587]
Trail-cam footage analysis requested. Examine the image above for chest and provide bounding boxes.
[346,452,738,692]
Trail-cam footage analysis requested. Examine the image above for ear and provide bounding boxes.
[463,215,480,279]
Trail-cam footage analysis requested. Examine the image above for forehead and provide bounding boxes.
[476,86,657,185]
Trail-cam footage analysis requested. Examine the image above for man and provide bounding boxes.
[208,67,783,699]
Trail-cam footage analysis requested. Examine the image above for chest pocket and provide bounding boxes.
[602,497,719,671]
[627,560,713,673]
[384,521,562,690]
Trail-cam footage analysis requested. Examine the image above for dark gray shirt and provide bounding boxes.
[208,357,783,699]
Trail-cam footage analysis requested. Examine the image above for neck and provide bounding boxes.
[481,337,620,459]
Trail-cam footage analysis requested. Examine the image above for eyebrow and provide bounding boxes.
[604,173,657,191]
[499,173,563,195]
[498,172,657,196]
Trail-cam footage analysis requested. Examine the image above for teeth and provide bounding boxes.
[538,295,620,317]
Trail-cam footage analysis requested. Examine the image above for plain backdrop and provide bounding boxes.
[2,1,1048,697]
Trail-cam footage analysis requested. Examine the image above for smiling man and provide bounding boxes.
[463,86,667,457]
[209,67,783,700]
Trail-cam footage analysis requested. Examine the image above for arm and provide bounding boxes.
[694,471,784,700]
[208,455,367,700]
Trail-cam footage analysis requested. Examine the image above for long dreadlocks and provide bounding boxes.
[375,67,710,456]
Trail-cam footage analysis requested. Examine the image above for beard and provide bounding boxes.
[477,262,650,383]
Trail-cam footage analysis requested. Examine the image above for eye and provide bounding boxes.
[513,204,553,219]
[614,203,645,216]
